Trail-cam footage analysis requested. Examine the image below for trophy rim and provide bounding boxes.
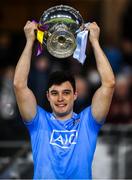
[39,5,84,28]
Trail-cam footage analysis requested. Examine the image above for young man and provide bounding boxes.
[13,21,115,179]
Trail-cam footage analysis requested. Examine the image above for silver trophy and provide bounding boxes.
[38,5,84,58]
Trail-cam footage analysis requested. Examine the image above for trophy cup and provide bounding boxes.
[37,5,84,58]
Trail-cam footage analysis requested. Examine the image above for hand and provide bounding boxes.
[86,22,100,45]
[24,20,37,42]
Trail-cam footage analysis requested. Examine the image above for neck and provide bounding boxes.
[53,111,73,121]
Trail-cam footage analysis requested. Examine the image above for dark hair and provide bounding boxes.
[47,71,76,92]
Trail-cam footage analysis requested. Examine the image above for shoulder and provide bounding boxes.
[79,106,91,116]
[24,105,50,126]
[79,105,104,127]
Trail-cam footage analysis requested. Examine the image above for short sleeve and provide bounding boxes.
[23,106,42,134]
[80,106,105,134]
[89,106,105,132]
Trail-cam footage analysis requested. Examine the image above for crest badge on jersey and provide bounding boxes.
[50,130,78,148]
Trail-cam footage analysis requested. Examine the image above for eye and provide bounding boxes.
[63,91,71,95]
[50,91,58,96]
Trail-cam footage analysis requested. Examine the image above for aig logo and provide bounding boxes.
[50,130,78,148]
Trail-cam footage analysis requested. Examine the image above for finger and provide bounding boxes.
[85,22,91,31]
[88,22,99,31]
[92,22,99,28]
[93,22,97,25]
[31,21,38,29]
[26,20,31,25]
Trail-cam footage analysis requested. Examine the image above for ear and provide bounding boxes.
[46,91,50,101]
[74,91,78,101]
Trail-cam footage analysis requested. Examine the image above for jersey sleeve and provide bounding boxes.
[23,106,48,163]
[81,105,105,134]
[23,105,46,134]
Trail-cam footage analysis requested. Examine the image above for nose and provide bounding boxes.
[58,93,64,101]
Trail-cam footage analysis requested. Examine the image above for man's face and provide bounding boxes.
[47,81,77,120]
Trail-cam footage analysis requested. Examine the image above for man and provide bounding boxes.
[13,20,115,179]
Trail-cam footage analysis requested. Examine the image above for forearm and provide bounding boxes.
[92,41,115,87]
[87,22,115,121]
[14,40,34,88]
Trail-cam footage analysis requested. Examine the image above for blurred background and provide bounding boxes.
[0,0,132,179]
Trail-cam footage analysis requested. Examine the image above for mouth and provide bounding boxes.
[55,104,67,108]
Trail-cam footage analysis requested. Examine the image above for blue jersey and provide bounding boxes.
[24,105,103,179]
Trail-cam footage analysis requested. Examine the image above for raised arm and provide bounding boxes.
[87,22,115,123]
[13,21,37,121]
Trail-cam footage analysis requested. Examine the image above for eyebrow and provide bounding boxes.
[63,89,72,93]
[50,89,72,93]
